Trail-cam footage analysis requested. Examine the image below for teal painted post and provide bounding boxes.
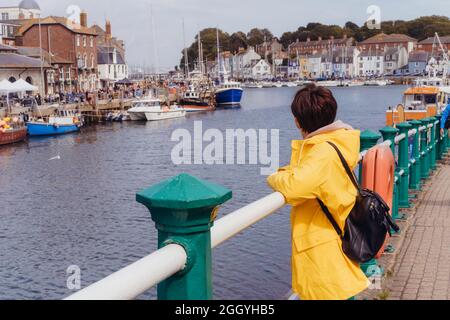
[396,122,412,208]
[359,130,382,183]
[429,117,437,170]
[380,126,400,220]
[136,174,232,300]
[409,120,422,190]
[420,119,430,179]
[435,115,443,161]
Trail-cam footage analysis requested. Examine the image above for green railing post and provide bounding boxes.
[359,130,382,183]
[359,130,383,277]
[435,115,443,161]
[420,119,430,179]
[396,122,412,209]
[409,120,422,191]
[136,174,232,300]
[429,117,437,170]
[380,126,400,219]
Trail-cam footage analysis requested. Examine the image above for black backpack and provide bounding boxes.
[317,142,400,264]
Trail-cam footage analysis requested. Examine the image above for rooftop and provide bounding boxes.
[419,36,450,44]
[17,16,98,36]
[0,52,50,69]
[359,33,417,44]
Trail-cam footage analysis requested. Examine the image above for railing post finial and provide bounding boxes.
[136,174,232,300]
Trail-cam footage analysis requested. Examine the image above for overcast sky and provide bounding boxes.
[4,0,450,71]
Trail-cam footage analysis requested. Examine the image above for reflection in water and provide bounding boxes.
[0,86,406,299]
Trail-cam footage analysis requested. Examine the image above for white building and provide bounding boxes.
[357,50,385,77]
[232,47,261,80]
[97,46,128,87]
[246,59,272,80]
[384,46,408,75]
[0,0,41,21]
[332,47,360,78]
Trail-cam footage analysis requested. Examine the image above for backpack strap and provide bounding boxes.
[326,142,361,195]
[316,142,361,238]
[317,198,344,238]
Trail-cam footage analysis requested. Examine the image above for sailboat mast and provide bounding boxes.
[182,19,189,77]
[198,30,202,74]
[216,28,220,80]
[38,13,44,96]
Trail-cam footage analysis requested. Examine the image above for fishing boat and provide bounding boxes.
[215,81,243,106]
[27,109,82,136]
[179,85,215,112]
[0,118,27,145]
[364,79,388,86]
[214,28,243,106]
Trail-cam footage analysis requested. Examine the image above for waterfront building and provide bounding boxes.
[93,20,129,88]
[305,53,323,78]
[331,46,360,78]
[288,35,353,56]
[418,36,450,53]
[16,46,72,94]
[383,46,408,75]
[358,33,417,53]
[0,43,51,92]
[0,0,41,21]
[232,47,261,80]
[97,46,128,88]
[15,12,99,92]
[246,59,272,80]
[407,51,429,75]
[256,38,283,59]
[357,50,385,77]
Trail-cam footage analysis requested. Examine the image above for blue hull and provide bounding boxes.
[215,89,243,106]
[27,123,80,136]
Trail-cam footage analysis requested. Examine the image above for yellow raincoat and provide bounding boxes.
[268,122,370,300]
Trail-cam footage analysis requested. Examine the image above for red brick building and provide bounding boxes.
[418,36,450,53]
[357,33,417,53]
[288,35,354,56]
[15,13,98,93]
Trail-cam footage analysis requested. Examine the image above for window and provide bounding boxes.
[66,68,71,80]
[83,35,87,47]
[76,35,80,46]
[84,54,87,68]
[91,54,95,68]
[60,68,64,80]
[1,13,9,20]
[90,36,94,47]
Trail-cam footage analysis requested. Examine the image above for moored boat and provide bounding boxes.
[26,109,82,137]
[215,81,243,106]
[179,85,215,112]
[0,118,27,145]
[144,105,186,121]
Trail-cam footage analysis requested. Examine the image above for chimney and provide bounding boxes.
[105,20,112,40]
[80,11,88,28]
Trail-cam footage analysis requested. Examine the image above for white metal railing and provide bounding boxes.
[65,193,287,300]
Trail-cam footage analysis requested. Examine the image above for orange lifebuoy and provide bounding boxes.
[362,145,395,259]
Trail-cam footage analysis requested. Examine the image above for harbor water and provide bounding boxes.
[0,85,406,300]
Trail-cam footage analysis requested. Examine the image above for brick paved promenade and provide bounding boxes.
[388,164,450,300]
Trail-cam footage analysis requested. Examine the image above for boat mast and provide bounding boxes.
[435,32,449,79]
[38,13,45,97]
[182,19,189,77]
[216,28,221,82]
[197,30,203,75]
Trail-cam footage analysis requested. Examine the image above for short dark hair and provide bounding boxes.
[291,84,338,133]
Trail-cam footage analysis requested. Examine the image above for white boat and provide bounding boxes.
[145,105,186,121]
[364,79,388,86]
[317,80,340,87]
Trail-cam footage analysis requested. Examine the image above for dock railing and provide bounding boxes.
[65,117,449,300]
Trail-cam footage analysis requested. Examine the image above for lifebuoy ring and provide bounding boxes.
[362,145,395,259]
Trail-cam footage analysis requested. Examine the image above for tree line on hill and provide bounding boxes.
[179,15,450,70]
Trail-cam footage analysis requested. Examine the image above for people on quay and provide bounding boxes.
[267,84,370,300]
[441,98,450,137]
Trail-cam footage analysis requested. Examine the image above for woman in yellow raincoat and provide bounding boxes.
[268,84,370,300]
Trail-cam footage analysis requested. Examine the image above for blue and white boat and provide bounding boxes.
[215,81,243,106]
[27,109,82,136]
